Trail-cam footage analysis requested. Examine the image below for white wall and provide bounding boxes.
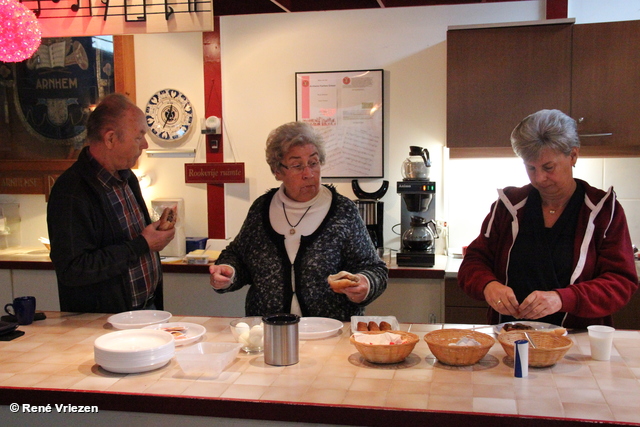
[134,32,210,239]
[216,1,545,253]
[3,0,640,256]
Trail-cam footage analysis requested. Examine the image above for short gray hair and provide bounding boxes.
[510,109,580,162]
[265,121,326,174]
[86,93,138,143]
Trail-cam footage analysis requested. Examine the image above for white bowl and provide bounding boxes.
[108,310,172,329]
[230,317,264,353]
[176,342,242,376]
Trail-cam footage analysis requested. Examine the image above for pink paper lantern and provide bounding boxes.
[0,0,42,63]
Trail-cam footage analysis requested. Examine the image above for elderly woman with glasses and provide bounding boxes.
[209,122,388,321]
[458,109,637,329]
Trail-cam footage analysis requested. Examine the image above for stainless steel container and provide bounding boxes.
[262,313,300,366]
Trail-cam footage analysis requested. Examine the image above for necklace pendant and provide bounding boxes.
[549,210,556,214]
[289,228,296,235]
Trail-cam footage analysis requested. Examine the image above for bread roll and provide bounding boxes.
[368,321,380,331]
[157,207,176,231]
[379,321,392,331]
[357,322,368,331]
[328,271,360,291]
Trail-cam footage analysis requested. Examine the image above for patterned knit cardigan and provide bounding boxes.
[214,185,388,321]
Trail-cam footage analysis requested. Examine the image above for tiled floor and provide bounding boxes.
[1,313,639,425]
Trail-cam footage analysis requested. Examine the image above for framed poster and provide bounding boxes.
[0,36,134,198]
[296,69,383,179]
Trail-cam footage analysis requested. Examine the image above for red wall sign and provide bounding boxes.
[184,163,245,184]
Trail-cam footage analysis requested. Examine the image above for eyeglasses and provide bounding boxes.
[279,160,321,175]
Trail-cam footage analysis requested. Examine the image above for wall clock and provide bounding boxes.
[145,88,194,143]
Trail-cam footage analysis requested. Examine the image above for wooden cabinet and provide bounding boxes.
[612,287,640,330]
[447,20,640,157]
[444,277,488,324]
[572,20,640,156]
[447,22,572,157]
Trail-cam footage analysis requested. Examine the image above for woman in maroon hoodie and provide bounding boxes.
[458,109,638,329]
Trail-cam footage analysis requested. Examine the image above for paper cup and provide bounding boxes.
[587,325,615,361]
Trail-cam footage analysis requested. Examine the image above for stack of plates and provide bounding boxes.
[94,329,175,373]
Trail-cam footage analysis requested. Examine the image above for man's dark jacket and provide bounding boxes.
[47,146,163,313]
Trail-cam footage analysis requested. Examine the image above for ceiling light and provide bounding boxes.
[0,0,42,63]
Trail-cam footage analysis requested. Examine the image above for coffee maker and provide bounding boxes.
[396,146,437,267]
[352,180,388,249]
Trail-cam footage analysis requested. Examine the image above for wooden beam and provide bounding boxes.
[113,35,136,102]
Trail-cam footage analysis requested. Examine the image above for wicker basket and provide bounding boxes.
[350,331,419,364]
[424,329,495,366]
[498,331,573,367]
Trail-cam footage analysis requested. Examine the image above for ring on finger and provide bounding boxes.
[495,299,503,305]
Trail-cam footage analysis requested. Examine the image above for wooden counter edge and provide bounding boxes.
[0,387,626,427]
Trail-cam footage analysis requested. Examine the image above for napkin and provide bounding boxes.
[353,332,405,345]
[448,337,481,346]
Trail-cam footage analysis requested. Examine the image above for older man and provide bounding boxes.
[47,93,175,313]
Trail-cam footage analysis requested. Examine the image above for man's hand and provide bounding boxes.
[141,221,175,252]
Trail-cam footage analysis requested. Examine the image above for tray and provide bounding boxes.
[494,321,566,335]
[350,316,399,334]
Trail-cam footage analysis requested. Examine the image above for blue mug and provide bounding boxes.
[4,296,36,325]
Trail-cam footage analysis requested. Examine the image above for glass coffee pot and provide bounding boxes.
[402,216,438,251]
[401,146,431,180]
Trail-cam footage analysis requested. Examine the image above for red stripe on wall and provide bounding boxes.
[546,0,568,19]
[203,17,226,239]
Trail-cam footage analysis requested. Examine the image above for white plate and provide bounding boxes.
[299,317,343,340]
[350,316,399,334]
[143,322,206,346]
[94,329,174,354]
[108,310,172,329]
[94,329,175,373]
[98,358,172,374]
[494,321,565,334]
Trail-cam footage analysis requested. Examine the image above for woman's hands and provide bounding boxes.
[209,264,234,290]
[484,281,520,317]
[483,281,562,320]
[518,290,562,319]
[327,271,369,304]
